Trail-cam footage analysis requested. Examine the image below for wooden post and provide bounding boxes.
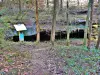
[19,31,20,41]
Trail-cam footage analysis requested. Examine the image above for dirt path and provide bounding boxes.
[14,42,65,75]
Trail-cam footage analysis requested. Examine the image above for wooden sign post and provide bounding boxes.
[14,24,26,41]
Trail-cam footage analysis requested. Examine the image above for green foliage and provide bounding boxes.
[7,59,14,64]
[0,18,10,48]
[82,45,88,51]
[0,7,8,15]
[56,45,100,74]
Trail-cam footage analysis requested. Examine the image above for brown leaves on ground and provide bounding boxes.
[0,49,32,75]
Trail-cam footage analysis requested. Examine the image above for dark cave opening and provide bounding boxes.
[13,29,84,42]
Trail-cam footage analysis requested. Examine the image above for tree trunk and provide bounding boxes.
[35,0,40,42]
[88,0,94,49]
[96,1,100,49]
[51,0,57,45]
[84,0,94,48]
[96,30,100,49]
[16,0,22,20]
[60,0,63,12]
[84,15,89,46]
[66,0,70,46]
[18,0,21,14]
[84,1,90,46]
[56,0,60,14]
[77,0,79,7]
[47,0,49,8]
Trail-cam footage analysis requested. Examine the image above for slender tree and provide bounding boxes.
[66,0,70,46]
[88,0,94,49]
[96,1,100,49]
[18,0,21,14]
[60,0,63,12]
[84,0,94,48]
[96,30,100,49]
[84,13,89,46]
[35,0,40,42]
[47,0,49,8]
[56,0,60,14]
[77,0,79,7]
[51,0,57,45]
[15,0,22,20]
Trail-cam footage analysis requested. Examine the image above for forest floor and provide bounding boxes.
[0,4,100,75]
[0,39,100,75]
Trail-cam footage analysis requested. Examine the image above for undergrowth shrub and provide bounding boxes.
[56,45,100,74]
[0,21,10,48]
